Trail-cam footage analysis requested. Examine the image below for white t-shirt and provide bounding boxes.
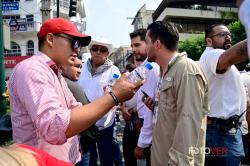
[78,63,120,129]
[199,47,246,119]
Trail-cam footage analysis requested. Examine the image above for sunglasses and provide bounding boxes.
[54,34,81,50]
[91,46,108,54]
[209,32,231,38]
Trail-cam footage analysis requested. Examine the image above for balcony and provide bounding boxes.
[157,7,238,21]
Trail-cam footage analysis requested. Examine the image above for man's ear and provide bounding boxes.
[206,38,212,47]
[155,40,161,49]
[46,33,54,48]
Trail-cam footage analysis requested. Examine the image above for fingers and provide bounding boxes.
[120,72,129,81]
[134,80,144,91]
[143,97,155,111]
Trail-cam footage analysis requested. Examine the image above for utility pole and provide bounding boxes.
[0,0,7,116]
[56,0,59,17]
[41,0,52,23]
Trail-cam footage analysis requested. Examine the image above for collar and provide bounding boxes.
[37,51,60,76]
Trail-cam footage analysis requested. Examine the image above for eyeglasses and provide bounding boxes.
[209,32,231,38]
[91,46,108,54]
[54,34,81,50]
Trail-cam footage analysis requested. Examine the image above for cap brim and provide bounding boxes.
[65,32,91,47]
[79,36,91,47]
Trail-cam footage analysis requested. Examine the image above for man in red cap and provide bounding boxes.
[8,18,141,164]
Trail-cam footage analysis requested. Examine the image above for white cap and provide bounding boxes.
[89,38,113,54]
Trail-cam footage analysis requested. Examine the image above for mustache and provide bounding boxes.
[225,39,231,44]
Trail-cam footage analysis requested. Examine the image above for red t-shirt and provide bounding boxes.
[19,144,74,166]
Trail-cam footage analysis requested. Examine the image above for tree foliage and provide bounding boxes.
[178,35,206,61]
[228,20,246,44]
[178,20,246,61]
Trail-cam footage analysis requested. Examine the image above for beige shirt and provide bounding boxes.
[151,53,208,166]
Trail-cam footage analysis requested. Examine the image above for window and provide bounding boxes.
[26,15,34,22]
[26,40,34,56]
[59,0,69,9]
[3,15,21,24]
[4,41,21,56]
[2,0,20,2]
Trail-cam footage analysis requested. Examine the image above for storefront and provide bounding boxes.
[4,56,31,78]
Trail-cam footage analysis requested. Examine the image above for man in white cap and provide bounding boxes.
[78,39,123,166]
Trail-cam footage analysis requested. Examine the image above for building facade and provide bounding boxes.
[109,46,132,72]
[2,0,87,77]
[131,4,155,31]
[152,0,238,41]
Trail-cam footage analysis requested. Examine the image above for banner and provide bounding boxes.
[4,56,31,68]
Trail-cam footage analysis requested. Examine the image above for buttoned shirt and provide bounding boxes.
[136,60,160,148]
[151,52,208,166]
[8,51,81,163]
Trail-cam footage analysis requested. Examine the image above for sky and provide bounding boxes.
[84,0,162,48]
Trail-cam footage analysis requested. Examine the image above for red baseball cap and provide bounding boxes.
[37,18,91,46]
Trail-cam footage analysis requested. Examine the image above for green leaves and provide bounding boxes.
[178,35,206,61]
[229,20,247,44]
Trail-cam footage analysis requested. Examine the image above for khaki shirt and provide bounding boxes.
[151,53,208,166]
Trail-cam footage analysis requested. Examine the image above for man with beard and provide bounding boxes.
[145,21,208,166]
[122,29,159,166]
[199,23,249,165]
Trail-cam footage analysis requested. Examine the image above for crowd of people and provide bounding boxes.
[1,0,250,166]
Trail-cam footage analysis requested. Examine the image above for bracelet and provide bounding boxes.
[109,91,119,105]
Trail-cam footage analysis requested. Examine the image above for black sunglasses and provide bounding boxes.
[91,46,108,54]
[209,32,231,38]
[54,34,81,50]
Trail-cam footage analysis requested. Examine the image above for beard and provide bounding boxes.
[213,39,232,50]
[134,53,147,62]
[223,40,232,50]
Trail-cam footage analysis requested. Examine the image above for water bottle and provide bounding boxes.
[106,73,120,92]
[128,63,153,84]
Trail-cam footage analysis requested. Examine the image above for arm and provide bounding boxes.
[135,67,159,158]
[142,96,155,112]
[120,102,133,122]
[217,39,248,73]
[17,65,140,144]
[66,73,142,138]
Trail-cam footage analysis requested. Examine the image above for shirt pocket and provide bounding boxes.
[159,79,176,114]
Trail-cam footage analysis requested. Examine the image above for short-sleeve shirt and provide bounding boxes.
[199,47,246,119]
